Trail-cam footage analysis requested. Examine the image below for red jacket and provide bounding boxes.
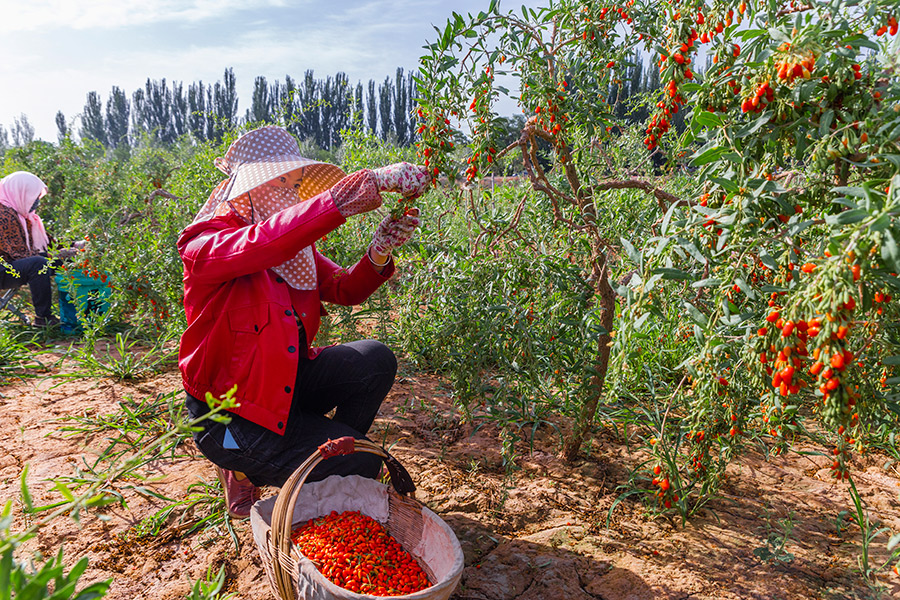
[177,189,394,435]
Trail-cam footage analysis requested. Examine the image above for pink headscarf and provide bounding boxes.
[0,171,50,253]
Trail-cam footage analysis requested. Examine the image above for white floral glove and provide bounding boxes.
[370,163,431,199]
[371,208,421,255]
[57,240,88,260]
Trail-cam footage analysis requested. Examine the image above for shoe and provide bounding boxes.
[215,466,261,519]
[33,315,60,328]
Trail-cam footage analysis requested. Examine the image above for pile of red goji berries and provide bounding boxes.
[291,510,431,596]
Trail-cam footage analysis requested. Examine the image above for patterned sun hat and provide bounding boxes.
[193,125,346,223]
[190,126,347,290]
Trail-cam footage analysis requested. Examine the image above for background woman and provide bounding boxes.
[0,171,60,327]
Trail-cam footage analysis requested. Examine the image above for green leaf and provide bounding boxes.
[693,111,724,129]
[831,186,867,198]
[871,213,891,233]
[691,278,721,288]
[888,533,900,552]
[621,237,641,265]
[885,230,900,273]
[684,301,709,327]
[654,268,693,280]
[1,549,12,600]
[826,209,867,225]
[883,355,900,366]
[633,312,651,330]
[759,251,777,270]
[681,242,709,265]
[53,481,75,502]
[19,466,33,513]
[661,202,679,235]
[691,145,729,166]
[818,109,834,137]
[736,112,772,138]
[738,28,768,40]
[798,80,817,103]
[710,177,740,193]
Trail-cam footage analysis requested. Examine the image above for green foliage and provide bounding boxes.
[0,537,111,600]
[185,566,236,600]
[64,329,178,381]
[413,0,900,523]
[394,184,604,426]
[0,325,41,376]
[1,388,240,600]
[57,390,190,464]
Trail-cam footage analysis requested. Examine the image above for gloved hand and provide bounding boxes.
[331,171,383,218]
[370,208,421,255]
[57,240,88,260]
[371,163,431,199]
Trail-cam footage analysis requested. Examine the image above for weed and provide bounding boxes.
[128,478,239,551]
[62,329,177,381]
[57,391,189,462]
[753,506,796,565]
[844,476,900,581]
[186,565,237,600]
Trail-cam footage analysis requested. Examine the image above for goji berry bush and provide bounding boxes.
[413,0,900,528]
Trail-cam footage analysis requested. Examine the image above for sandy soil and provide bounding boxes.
[2,342,900,600]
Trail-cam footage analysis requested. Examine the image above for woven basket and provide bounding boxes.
[250,437,464,600]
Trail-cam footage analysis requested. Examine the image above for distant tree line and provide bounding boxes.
[55,67,420,155]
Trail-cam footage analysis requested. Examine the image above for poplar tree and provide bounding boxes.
[378,77,393,140]
[282,75,299,134]
[393,68,409,146]
[187,81,208,141]
[105,86,130,150]
[352,82,364,125]
[55,111,68,142]
[366,80,378,135]
[299,70,320,145]
[172,82,188,139]
[80,91,107,146]
[248,76,273,124]
[12,115,34,146]
[212,68,239,143]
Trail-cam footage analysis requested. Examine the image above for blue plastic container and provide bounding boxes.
[55,271,112,333]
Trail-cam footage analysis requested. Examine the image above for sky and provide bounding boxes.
[0,0,549,142]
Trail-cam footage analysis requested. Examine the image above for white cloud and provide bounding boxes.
[0,0,294,31]
[0,0,549,140]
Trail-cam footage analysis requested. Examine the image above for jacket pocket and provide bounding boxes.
[227,302,271,387]
[228,302,271,334]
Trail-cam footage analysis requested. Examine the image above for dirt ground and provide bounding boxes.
[2,341,900,600]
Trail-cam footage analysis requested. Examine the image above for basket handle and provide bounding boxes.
[269,437,415,599]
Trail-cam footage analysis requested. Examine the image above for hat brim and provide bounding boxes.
[225,155,346,203]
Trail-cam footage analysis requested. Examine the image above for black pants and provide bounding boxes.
[186,339,397,487]
[0,255,55,319]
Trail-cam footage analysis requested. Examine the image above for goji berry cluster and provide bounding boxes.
[650,464,679,508]
[415,105,454,182]
[291,510,431,596]
[875,15,898,37]
[774,43,817,84]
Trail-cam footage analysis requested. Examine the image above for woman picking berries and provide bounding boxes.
[178,126,428,518]
[0,171,84,327]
